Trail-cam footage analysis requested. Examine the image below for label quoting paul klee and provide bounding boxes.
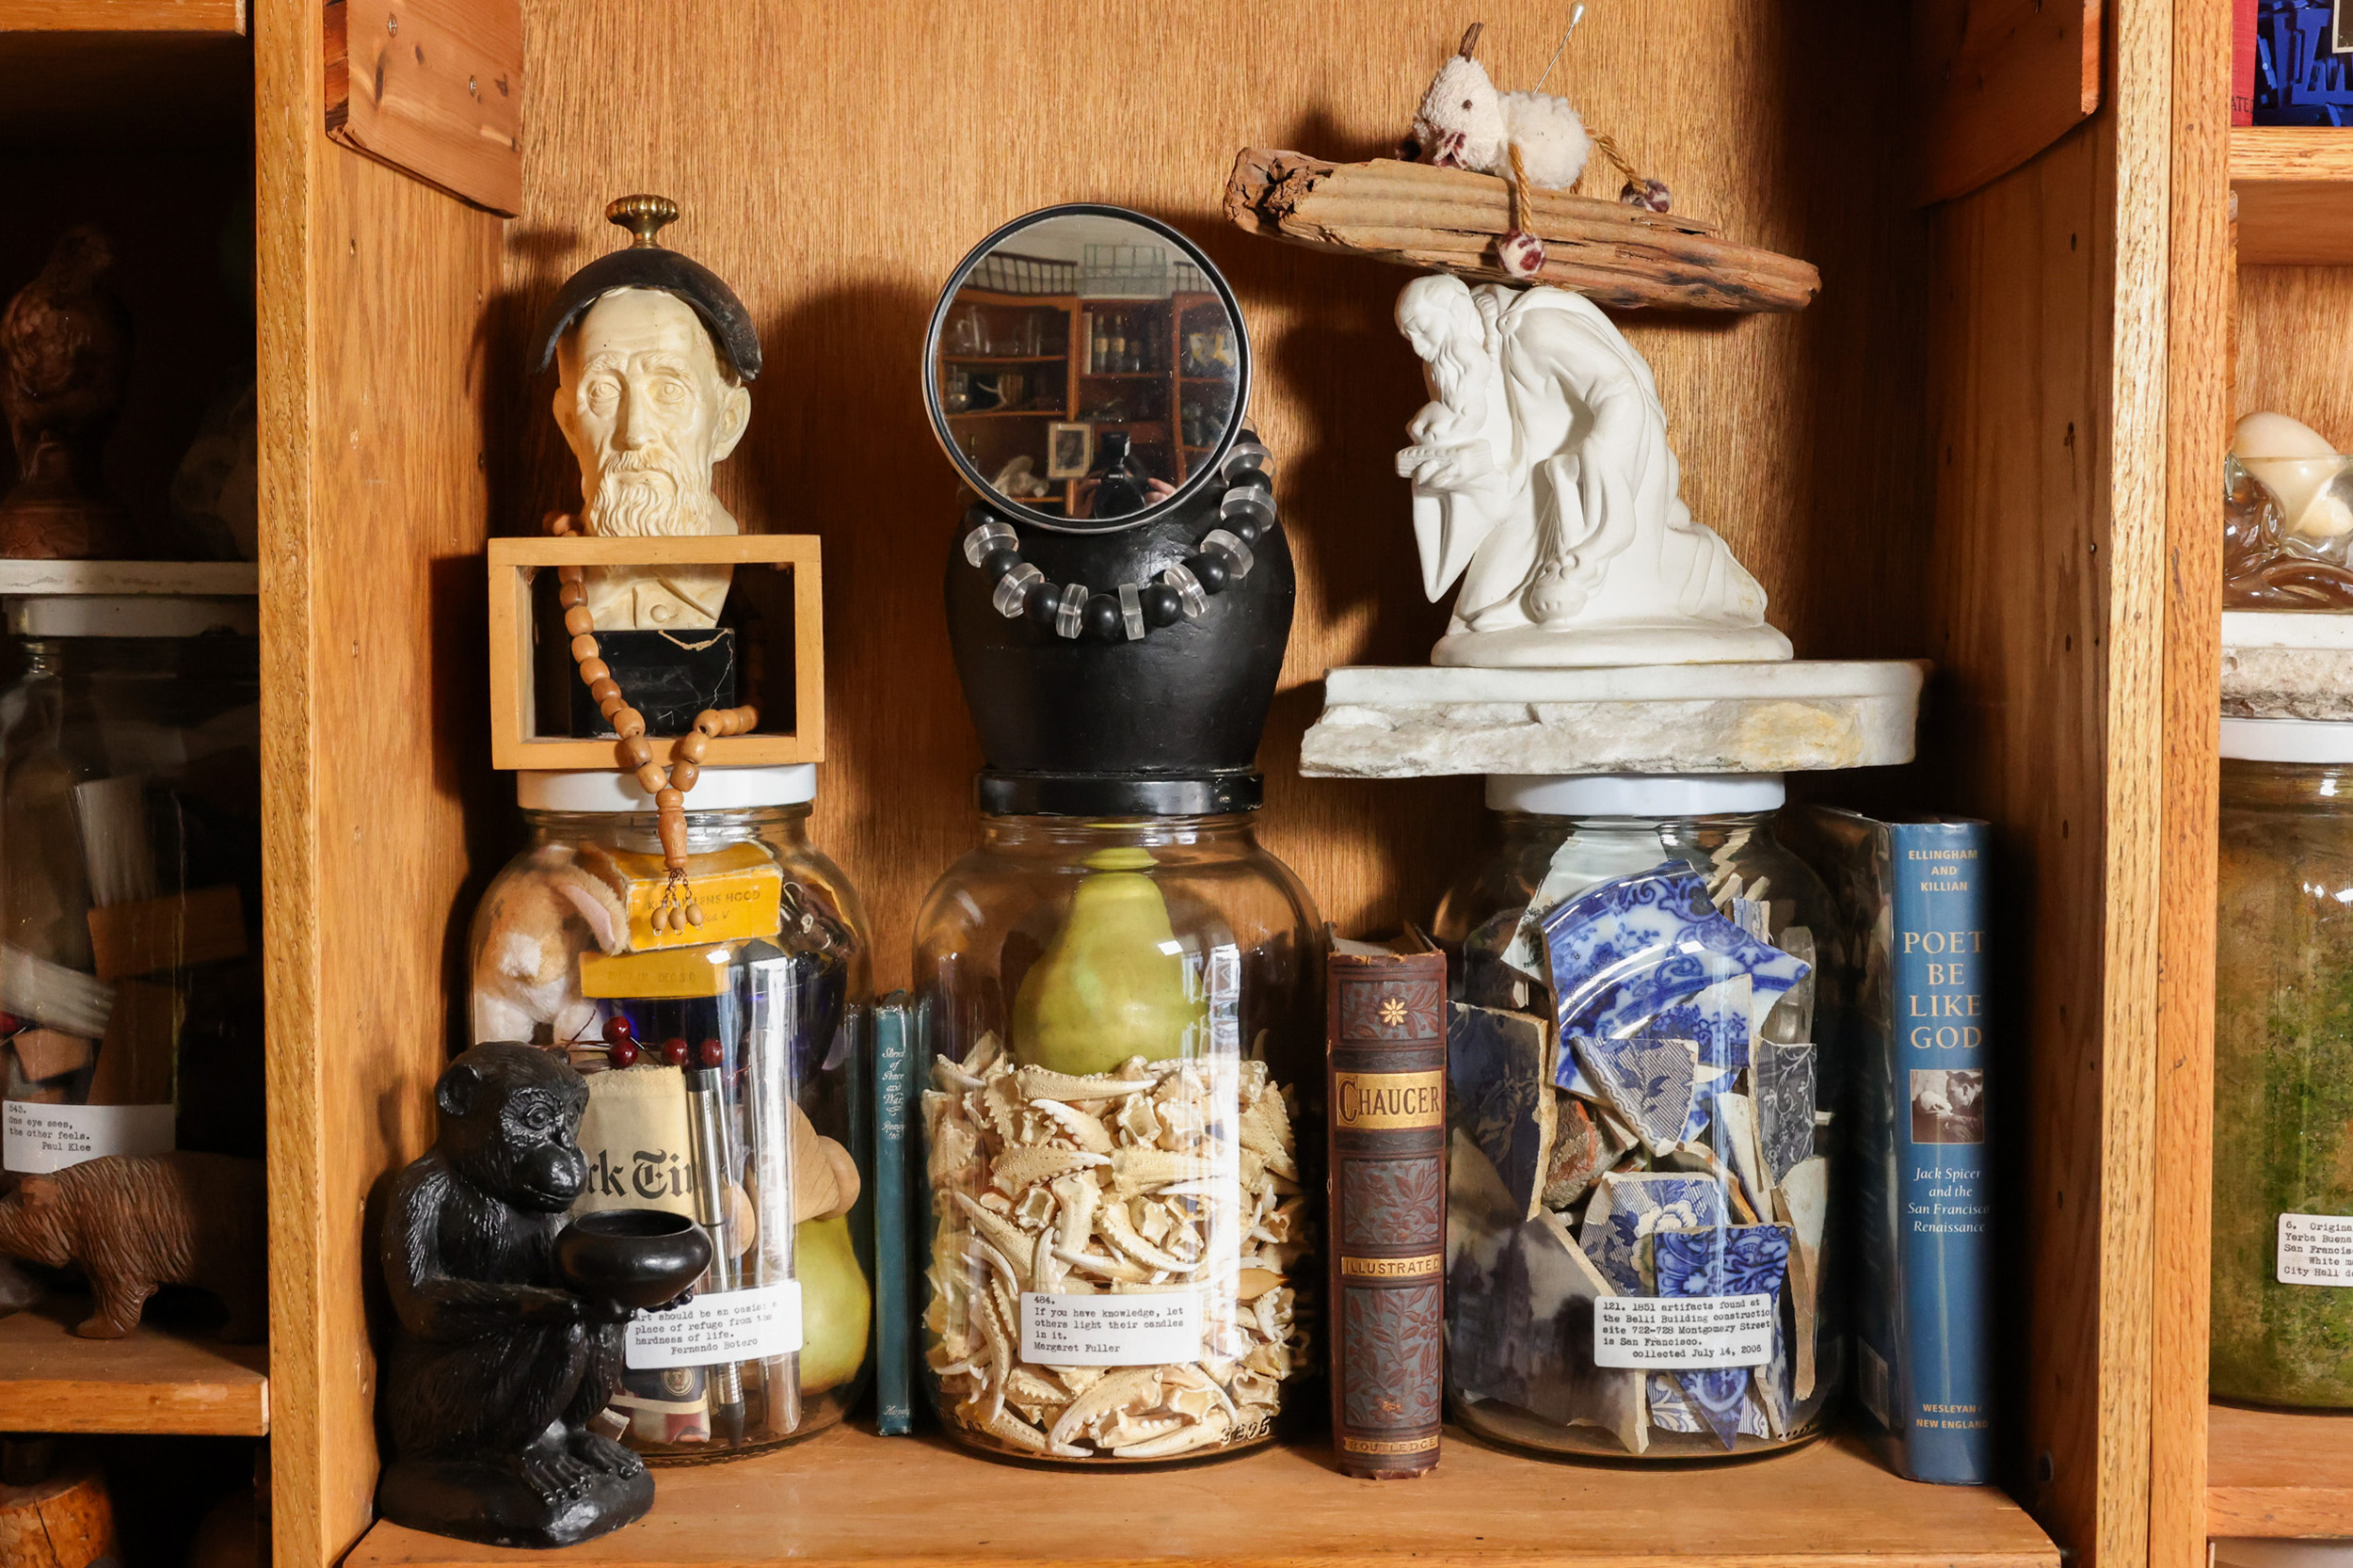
[624,1281,803,1370]
[2278,1213,2353,1286]
[3,1100,174,1174]
[1593,1294,1776,1369]
[1020,1290,1201,1366]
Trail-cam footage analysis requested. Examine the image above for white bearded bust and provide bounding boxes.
[553,287,752,630]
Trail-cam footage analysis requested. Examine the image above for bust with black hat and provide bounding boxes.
[535,195,760,634]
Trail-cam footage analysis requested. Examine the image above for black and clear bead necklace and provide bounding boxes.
[960,438,1276,642]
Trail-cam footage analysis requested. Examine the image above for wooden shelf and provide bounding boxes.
[0,1297,266,1437]
[346,1425,2055,1568]
[2205,1401,2353,1537]
[942,355,1064,364]
[2232,128,2353,265]
[0,2,249,146]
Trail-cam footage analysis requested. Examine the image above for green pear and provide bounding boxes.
[796,1214,871,1395]
[1013,847,1204,1075]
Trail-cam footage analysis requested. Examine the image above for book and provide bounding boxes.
[2234,0,2259,125]
[1326,931,1448,1480]
[1785,808,1993,1485]
[871,990,920,1435]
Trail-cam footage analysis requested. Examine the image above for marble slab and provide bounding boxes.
[2223,610,2353,717]
[1301,661,1926,777]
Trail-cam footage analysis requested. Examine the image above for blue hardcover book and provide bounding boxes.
[1788,808,1993,1484]
[871,991,918,1434]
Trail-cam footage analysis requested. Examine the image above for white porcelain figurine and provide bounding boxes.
[1395,273,1789,668]
[552,287,751,630]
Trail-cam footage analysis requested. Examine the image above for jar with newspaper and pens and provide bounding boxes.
[466,764,872,1459]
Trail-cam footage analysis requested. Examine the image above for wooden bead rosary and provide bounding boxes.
[548,513,756,931]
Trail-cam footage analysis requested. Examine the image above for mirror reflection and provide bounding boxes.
[934,211,1242,520]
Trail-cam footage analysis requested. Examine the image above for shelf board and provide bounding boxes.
[2233,128,2353,265]
[2206,1400,2353,1536]
[0,5,250,147]
[0,1296,266,1437]
[347,1424,2055,1568]
[942,355,1065,364]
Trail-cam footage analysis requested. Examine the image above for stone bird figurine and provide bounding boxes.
[0,225,138,559]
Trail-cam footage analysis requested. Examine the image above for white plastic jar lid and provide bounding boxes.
[517,763,818,812]
[1486,773,1788,816]
[8,595,257,638]
[2219,716,2353,763]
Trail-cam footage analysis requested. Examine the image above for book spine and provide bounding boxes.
[1326,949,1448,1479]
[1888,822,1993,1484]
[872,992,914,1435]
[2233,0,2258,124]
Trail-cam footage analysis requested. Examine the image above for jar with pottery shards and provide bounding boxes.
[2212,717,2353,1409]
[1432,773,1841,1459]
[913,204,1324,1464]
[467,763,873,1459]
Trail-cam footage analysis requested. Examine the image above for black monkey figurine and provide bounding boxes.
[377,1042,677,1548]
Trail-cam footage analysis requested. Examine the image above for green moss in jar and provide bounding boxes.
[2214,754,2353,1407]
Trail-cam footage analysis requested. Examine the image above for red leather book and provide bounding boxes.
[2233,0,2257,125]
[1326,933,1447,1479]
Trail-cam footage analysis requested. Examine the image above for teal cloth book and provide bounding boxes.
[1787,808,1993,1485]
[871,991,918,1435]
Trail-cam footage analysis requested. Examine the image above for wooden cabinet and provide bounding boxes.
[0,0,2248,1564]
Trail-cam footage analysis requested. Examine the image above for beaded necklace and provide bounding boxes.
[548,512,755,931]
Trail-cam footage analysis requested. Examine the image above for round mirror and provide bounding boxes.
[924,205,1251,532]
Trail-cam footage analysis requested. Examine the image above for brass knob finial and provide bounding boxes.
[605,194,678,248]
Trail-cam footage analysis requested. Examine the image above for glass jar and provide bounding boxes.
[0,594,263,1176]
[2212,717,2353,1407]
[469,765,872,1459]
[912,812,1321,1464]
[1432,774,1839,1459]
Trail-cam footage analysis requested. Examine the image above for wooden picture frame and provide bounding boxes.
[487,535,824,771]
[1046,420,1093,479]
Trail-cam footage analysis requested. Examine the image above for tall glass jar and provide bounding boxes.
[0,593,263,1177]
[913,811,1321,1464]
[468,765,872,1460]
[2214,717,2353,1407]
[1432,774,1839,1459]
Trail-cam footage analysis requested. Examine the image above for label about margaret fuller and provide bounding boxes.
[1020,1289,1201,1366]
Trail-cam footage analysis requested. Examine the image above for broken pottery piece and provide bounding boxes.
[1773,1155,1828,1400]
[1647,1372,1702,1432]
[1503,829,1674,984]
[1570,1032,1699,1155]
[1448,1128,1520,1277]
[1579,1172,1724,1294]
[1513,1209,1647,1455]
[1711,1092,1770,1217]
[1651,1223,1792,1449]
[1540,863,1811,1047]
[1461,909,1533,1013]
[1448,1002,1557,1221]
[1753,1040,1819,1183]
[1541,1092,1628,1209]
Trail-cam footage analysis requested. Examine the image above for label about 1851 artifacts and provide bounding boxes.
[625,1281,803,1369]
[1020,1289,1201,1366]
[2278,1213,2353,1286]
[1593,1293,1776,1368]
[3,1099,173,1174]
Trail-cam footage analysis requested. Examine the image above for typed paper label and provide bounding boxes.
[1020,1290,1200,1366]
[2279,1213,2353,1286]
[624,1282,802,1369]
[1593,1294,1776,1368]
[3,1100,173,1174]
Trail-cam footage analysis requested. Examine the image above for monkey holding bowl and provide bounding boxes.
[376,1041,707,1550]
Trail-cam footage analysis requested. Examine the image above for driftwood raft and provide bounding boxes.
[1223,149,1819,313]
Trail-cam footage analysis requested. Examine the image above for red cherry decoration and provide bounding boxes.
[661,1036,691,1067]
[698,1037,724,1068]
[607,1038,640,1069]
[602,1013,634,1045]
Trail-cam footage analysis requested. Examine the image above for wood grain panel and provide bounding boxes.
[2208,1402,2353,1537]
[1914,0,2104,205]
[2231,129,2353,265]
[0,1296,268,1436]
[323,0,521,216]
[1920,0,2167,1550]
[0,0,243,30]
[2153,2,2229,1565]
[347,1426,2057,1568]
[256,0,503,1559]
[504,0,1934,998]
